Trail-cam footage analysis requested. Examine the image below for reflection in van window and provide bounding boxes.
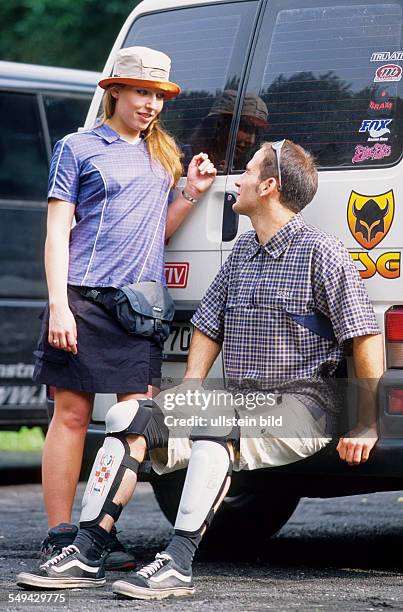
[44,95,91,146]
[235,1,403,170]
[0,92,48,200]
[124,2,258,172]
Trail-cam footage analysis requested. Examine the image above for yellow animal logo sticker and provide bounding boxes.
[347,190,394,249]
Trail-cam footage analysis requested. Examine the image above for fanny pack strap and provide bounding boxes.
[79,287,116,310]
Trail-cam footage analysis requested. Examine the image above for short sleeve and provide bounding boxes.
[191,253,232,342]
[313,238,380,343]
[48,137,80,204]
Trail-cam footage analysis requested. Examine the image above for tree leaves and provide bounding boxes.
[0,0,141,70]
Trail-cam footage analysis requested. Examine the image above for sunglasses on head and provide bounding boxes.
[271,139,286,191]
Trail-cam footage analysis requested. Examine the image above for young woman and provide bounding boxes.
[33,46,216,569]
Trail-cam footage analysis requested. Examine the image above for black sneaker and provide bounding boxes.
[17,545,106,590]
[105,528,136,571]
[112,552,195,600]
[40,523,135,571]
[39,523,78,563]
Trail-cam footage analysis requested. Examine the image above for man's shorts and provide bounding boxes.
[149,389,331,474]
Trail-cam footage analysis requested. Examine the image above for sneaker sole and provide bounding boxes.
[16,573,106,590]
[112,580,195,600]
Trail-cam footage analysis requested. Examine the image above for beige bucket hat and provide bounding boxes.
[98,46,181,99]
[208,89,268,127]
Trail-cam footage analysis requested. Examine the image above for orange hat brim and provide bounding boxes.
[98,77,181,100]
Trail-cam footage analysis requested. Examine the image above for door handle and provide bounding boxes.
[222,191,239,242]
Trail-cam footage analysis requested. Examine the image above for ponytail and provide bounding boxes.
[143,119,183,187]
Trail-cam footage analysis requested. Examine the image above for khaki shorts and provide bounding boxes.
[150,390,331,475]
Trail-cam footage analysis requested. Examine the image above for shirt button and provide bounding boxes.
[95,243,103,252]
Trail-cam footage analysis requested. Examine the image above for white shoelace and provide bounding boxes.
[40,545,79,568]
[137,553,171,579]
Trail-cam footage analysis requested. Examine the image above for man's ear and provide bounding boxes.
[259,177,276,197]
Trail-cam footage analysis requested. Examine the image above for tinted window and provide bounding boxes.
[44,95,93,146]
[0,92,48,200]
[0,208,47,298]
[234,0,403,170]
[124,2,258,172]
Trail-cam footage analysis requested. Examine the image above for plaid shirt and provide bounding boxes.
[191,215,380,430]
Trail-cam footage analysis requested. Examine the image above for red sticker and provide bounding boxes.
[165,262,189,288]
[374,64,402,82]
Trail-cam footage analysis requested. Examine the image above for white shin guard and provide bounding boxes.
[80,398,150,527]
[174,440,231,535]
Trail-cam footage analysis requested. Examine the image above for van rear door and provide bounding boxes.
[225,0,403,334]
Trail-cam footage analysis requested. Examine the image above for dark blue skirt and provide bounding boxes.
[33,285,162,393]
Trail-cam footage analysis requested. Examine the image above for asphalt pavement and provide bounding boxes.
[0,480,402,611]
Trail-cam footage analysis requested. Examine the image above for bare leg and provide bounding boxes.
[42,389,94,528]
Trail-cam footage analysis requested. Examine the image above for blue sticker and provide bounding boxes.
[358,119,393,141]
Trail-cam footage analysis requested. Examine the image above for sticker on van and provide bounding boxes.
[352,144,391,164]
[348,190,399,279]
[370,51,403,62]
[165,262,189,288]
[374,64,402,82]
[347,190,394,249]
[358,119,392,141]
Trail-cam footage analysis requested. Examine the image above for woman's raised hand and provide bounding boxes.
[48,305,78,354]
[184,153,217,199]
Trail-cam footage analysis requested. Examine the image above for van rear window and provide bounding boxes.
[235,0,403,170]
[124,2,258,173]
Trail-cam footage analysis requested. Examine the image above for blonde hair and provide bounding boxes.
[100,86,183,186]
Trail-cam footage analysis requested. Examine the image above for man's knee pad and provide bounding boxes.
[80,398,152,527]
[174,438,233,537]
[190,406,240,447]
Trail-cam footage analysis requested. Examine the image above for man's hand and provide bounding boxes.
[339,334,384,466]
[336,425,378,466]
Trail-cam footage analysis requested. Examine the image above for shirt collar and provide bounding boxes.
[92,122,121,143]
[246,214,306,260]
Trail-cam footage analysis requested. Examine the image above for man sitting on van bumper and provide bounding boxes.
[16,140,383,599]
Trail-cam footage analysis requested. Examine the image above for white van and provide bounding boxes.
[84,0,403,553]
[0,62,99,431]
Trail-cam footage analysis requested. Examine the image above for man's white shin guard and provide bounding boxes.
[80,398,152,527]
[174,439,232,536]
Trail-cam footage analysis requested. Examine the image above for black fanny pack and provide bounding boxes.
[79,281,175,344]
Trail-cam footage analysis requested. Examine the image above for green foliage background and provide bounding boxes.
[0,0,141,71]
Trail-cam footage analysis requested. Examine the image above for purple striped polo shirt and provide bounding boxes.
[48,123,171,287]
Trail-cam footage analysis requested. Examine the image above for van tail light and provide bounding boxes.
[388,389,403,414]
[385,306,403,368]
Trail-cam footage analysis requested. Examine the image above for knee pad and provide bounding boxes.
[174,439,233,537]
[190,405,240,447]
[80,398,155,527]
